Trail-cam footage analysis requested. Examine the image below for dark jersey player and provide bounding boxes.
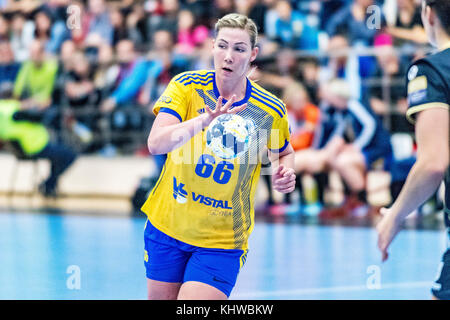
[376,0,450,300]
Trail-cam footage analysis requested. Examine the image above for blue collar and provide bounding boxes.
[212,72,252,107]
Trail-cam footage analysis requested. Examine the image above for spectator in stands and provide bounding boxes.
[93,42,120,97]
[299,57,321,105]
[124,2,148,48]
[321,34,376,101]
[174,9,210,55]
[320,79,393,218]
[386,0,427,46]
[76,0,113,46]
[148,29,190,100]
[64,50,100,146]
[0,91,77,198]
[0,13,8,41]
[267,81,322,216]
[0,41,20,88]
[110,7,129,47]
[13,39,58,113]
[325,0,382,46]
[100,39,149,113]
[32,7,70,55]
[9,11,35,62]
[369,33,413,133]
[271,0,319,50]
[99,39,151,151]
[147,0,180,43]
[249,48,302,97]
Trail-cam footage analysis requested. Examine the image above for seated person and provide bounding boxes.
[319,79,393,218]
[265,81,321,216]
[12,39,58,126]
[0,95,77,197]
[0,40,20,88]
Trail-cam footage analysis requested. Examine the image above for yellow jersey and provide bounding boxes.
[141,70,290,250]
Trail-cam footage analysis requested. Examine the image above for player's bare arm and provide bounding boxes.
[268,144,296,194]
[377,107,449,261]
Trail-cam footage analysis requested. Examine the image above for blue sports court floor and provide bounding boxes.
[0,211,447,300]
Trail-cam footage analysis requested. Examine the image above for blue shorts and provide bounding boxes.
[143,220,247,297]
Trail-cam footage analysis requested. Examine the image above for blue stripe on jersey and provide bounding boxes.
[182,79,214,86]
[252,86,286,114]
[269,139,289,153]
[250,94,284,118]
[159,107,182,122]
[176,72,214,83]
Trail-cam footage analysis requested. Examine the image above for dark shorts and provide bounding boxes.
[363,146,393,170]
[431,232,450,300]
[143,220,247,297]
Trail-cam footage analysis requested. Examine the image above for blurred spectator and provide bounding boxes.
[13,39,58,112]
[9,12,35,62]
[0,41,20,88]
[320,34,376,101]
[212,0,235,23]
[299,57,321,105]
[284,81,321,152]
[74,0,113,46]
[325,0,382,46]
[101,39,149,113]
[110,7,129,46]
[263,0,280,39]
[0,95,77,198]
[319,79,393,218]
[272,0,319,50]
[100,39,152,150]
[249,48,302,97]
[174,9,209,55]
[369,33,412,133]
[0,13,9,41]
[149,29,190,99]
[64,50,101,146]
[386,0,427,46]
[266,81,322,216]
[32,7,70,55]
[147,0,180,42]
[125,3,148,48]
[190,34,214,71]
[93,42,120,97]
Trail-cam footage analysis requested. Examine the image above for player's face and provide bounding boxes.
[213,27,258,81]
[421,0,437,47]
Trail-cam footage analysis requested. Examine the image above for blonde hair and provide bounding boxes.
[214,13,258,48]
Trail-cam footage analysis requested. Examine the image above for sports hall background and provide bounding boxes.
[0,0,447,300]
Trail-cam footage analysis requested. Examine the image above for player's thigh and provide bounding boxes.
[180,247,247,299]
[144,220,190,299]
[334,149,366,170]
[295,149,326,172]
[177,281,227,300]
[148,279,182,300]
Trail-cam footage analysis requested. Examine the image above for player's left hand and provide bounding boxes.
[376,207,402,262]
[272,164,296,194]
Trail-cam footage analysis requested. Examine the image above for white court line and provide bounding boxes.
[231,281,432,299]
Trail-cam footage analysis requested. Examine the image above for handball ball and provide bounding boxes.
[206,114,254,159]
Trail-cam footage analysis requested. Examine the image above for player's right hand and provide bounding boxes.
[376,207,402,262]
[204,95,247,125]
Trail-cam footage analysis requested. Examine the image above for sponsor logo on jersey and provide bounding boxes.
[159,95,173,104]
[192,192,233,209]
[173,177,188,204]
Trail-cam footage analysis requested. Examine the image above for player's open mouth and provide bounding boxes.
[222,67,233,73]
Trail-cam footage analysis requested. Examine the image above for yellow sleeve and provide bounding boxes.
[268,110,291,153]
[152,76,190,122]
